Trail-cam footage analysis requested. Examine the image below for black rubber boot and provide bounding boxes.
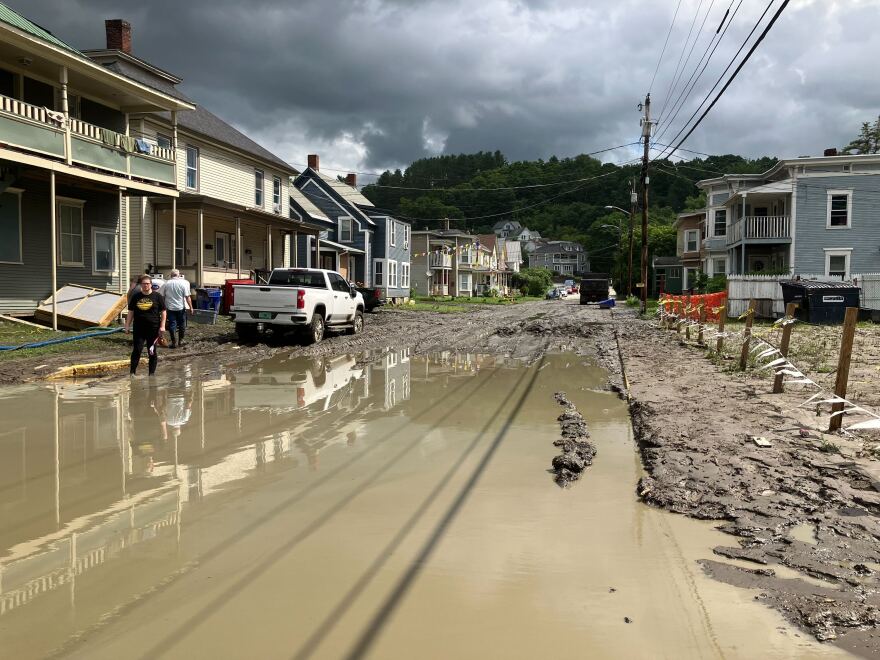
[177,327,185,347]
[169,330,178,349]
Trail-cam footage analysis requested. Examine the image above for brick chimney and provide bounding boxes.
[824,148,838,157]
[307,154,319,171]
[345,173,357,187]
[105,20,132,54]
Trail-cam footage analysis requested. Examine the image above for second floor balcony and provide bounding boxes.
[0,92,176,187]
[727,215,791,245]
[429,252,452,268]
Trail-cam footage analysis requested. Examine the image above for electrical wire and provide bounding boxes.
[654,0,789,161]
[648,0,685,93]
[656,0,707,124]
[653,0,743,146]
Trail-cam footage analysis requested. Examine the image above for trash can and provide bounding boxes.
[222,279,254,314]
[195,287,222,312]
[780,280,861,324]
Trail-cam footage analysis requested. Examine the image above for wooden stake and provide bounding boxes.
[829,307,859,432]
[684,295,692,340]
[739,298,756,371]
[716,309,726,355]
[698,304,706,345]
[772,302,798,394]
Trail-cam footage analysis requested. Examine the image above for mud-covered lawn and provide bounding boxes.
[616,308,880,655]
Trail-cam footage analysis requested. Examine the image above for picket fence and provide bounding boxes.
[727,273,880,318]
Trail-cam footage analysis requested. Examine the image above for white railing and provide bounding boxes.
[727,216,790,244]
[0,94,55,124]
[429,253,452,268]
[431,284,449,296]
[69,118,175,162]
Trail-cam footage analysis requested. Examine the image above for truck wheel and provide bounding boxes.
[347,311,364,335]
[305,313,324,345]
[236,323,259,343]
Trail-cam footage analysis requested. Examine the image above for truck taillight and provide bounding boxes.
[297,289,305,309]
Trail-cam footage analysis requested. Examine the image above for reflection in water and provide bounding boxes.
[0,348,422,630]
[0,352,847,660]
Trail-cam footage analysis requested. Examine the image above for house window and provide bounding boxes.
[373,260,384,286]
[58,201,84,266]
[713,258,726,276]
[827,190,852,228]
[255,170,264,207]
[0,189,23,264]
[273,176,282,211]
[825,249,852,279]
[215,231,235,266]
[156,133,172,149]
[685,229,699,252]
[339,217,353,243]
[185,145,198,190]
[92,228,117,273]
[459,272,471,292]
[388,260,398,287]
[459,248,471,264]
[401,262,410,288]
[175,226,186,266]
[404,224,410,249]
[713,209,727,236]
[389,220,396,247]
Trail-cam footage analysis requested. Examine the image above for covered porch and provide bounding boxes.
[318,238,364,283]
[152,196,320,287]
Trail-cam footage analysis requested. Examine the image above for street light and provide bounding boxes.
[604,204,634,296]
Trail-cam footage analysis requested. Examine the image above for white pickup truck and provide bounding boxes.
[231,268,365,344]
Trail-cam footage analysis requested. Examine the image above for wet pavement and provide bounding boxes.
[0,351,854,659]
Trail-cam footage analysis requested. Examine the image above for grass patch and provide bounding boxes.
[387,302,467,314]
[0,319,128,361]
[412,295,541,306]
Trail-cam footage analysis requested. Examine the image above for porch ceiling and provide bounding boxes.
[152,195,321,233]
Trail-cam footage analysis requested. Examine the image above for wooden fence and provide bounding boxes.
[726,273,880,318]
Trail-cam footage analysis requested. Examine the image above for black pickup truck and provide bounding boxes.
[355,286,386,312]
[579,274,610,304]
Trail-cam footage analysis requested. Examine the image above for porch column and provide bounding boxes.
[59,66,72,166]
[741,193,747,274]
[197,207,204,286]
[50,171,58,330]
[293,231,298,267]
[266,225,272,270]
[171,198,177,270]
[235,217,242,279]
[118,189,125,294]
[171,111,179,186]
[315,236,320,268]
[124,113,131,176]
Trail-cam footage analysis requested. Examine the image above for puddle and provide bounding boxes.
[790,522,819,545]
[0,352,851,659]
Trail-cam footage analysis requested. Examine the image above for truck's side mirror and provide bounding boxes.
[349,285,357,298]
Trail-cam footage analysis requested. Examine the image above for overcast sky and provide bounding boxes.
[12,0,880,177]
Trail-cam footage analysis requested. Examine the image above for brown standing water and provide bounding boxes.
[0,352,853,659]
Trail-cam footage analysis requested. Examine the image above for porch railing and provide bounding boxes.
[727,216,790,244]
[429,253,452,268]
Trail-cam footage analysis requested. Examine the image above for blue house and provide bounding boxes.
[289,155,411,301]
[697,152,880,278]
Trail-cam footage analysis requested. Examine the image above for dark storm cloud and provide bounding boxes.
[9,0,880,174]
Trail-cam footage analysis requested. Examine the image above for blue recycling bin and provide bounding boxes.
[196,288,222,312]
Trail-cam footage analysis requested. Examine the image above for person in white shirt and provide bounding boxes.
[162,269,193,348]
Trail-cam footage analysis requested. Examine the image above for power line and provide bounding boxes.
[653,0,742,146]
[656,0,707,124]
[648,0,684,93]
[657,0,717,128]
[655,0,789,161]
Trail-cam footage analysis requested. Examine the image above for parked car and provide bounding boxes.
[557,285,568,298]
[355,285,386,312]
[231,268,365,344]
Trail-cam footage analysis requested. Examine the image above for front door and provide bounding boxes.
[754,206,769,217]
[748,254,768,273]
[320,252,336,271]
[338,253,349,281]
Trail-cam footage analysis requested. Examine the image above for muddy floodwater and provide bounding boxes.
[0,351,853,659]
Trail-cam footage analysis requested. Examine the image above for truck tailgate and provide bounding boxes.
[232,285,300,311]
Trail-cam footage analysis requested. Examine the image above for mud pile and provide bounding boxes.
[551,391,597,487]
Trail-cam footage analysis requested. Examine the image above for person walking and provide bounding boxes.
[126,274,166,375]
[162,269,193,348]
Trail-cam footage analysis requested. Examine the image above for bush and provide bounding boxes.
[706,275,727,293]
[625,295,640,307]
[513,267,554,297]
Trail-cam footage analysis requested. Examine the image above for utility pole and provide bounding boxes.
[627,177,636,298]
[639,94,653,314]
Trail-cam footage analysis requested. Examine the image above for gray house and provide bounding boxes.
[527,241,589,275]
[697,152,880,278]
[291,155,411,301]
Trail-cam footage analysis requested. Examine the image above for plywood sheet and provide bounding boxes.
[34,284,126,330]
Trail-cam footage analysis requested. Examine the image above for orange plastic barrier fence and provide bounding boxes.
[659,292,727,322]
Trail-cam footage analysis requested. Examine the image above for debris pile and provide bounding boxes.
[551,391,597,487]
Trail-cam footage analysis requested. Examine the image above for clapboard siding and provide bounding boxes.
[794,175,880,275]
[0,178,125,314]
[374,216,411,297]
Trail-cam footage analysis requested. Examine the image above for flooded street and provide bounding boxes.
[0,351,852,659]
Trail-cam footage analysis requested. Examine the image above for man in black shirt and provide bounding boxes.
[126,274,167,375]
